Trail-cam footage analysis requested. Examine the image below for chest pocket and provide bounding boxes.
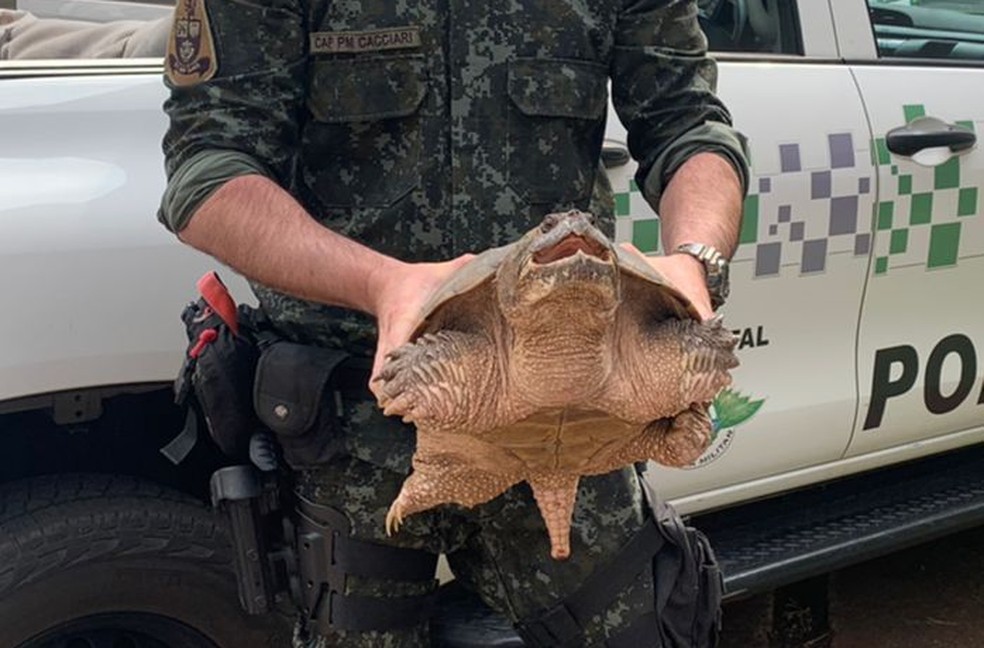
[303,55,427,208]
[507,58,608,206]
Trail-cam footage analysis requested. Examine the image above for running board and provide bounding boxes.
[694,442,984,600]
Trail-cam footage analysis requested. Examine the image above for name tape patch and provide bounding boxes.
[310,27,421,54]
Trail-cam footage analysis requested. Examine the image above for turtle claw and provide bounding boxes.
[386,347,406,362]
[377,356,407,383]
[382,391,418,419]
[385,505,403,536]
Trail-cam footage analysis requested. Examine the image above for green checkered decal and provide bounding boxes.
[613,179,663,253]
[615,130,875,277]
[611,105,981,278]
[871,104,980,275]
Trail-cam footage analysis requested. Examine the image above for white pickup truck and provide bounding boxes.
[1,0,983,646]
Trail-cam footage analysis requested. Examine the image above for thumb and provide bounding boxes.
[370,329,399,395]
[619,241,646,258]
[449,252,476,271]
[370,311,417,395]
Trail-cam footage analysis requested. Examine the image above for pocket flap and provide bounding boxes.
[508,58,608,119]
[253,342,350,436]
[309,56,427,123]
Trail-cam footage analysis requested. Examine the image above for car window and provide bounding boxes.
[699,0,802,55]
[17,0,171,22]
[1,0,170,61]
[868,0,984,61]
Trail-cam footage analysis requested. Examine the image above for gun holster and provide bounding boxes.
[211,466,439,633]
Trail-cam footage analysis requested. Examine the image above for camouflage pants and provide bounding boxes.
[294,394,657,648]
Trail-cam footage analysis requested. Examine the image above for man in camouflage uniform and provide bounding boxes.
[158,0,748,645]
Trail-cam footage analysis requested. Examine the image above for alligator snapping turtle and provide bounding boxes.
[375,210,737,559]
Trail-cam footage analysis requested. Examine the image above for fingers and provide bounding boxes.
[369,255,472,391]
[619,241,644,256]
[643,254,715,321]
[370,312,416,390]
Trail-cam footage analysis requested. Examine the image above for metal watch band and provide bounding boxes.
[673,243,730,310]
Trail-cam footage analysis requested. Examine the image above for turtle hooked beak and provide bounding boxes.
[532,234,610,264]
[529,211,612,265]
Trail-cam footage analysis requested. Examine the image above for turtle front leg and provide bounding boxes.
[600,316,737,423]
[374,331,499,432]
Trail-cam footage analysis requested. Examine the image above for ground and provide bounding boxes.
[719,525,984,647]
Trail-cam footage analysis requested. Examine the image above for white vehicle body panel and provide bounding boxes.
[0,74,250,402]
[0,0,982,517]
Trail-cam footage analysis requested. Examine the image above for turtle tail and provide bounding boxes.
[528,474,580,560]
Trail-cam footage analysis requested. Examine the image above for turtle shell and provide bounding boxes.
[408,238,700,342]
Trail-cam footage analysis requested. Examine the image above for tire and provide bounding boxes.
[0,473,292,648]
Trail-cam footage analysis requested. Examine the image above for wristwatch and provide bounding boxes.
[673,243,730,310]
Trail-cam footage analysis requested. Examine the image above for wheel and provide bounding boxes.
[0,473,292,648]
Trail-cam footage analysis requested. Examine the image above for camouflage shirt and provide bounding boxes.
[159,0,748,354]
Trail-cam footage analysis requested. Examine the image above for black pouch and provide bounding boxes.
[174,274,263,460]
[253,341,351,469]
[652,498,724,648]
[629,464,722,648]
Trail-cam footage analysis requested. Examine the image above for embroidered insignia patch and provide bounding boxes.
[166,0,217,86]
[309,27,422,54]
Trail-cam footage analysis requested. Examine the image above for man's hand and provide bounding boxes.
[369,254,476,391]
[620,243,714,321]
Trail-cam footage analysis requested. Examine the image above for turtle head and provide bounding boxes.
[496,210,620,319]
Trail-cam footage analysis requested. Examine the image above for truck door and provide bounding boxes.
[606,0,876,509]
[838,0,984,456]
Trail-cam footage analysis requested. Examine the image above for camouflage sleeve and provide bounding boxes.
[611,0,750,210]
[158,0,306,233]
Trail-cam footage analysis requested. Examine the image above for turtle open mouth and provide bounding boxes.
[532,234,610,265]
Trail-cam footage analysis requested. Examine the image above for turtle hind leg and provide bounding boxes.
[386,461,521,535]
[640,405,713,468]
[528,474,580,561]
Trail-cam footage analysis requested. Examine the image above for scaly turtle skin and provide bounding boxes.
[375,210,738,559]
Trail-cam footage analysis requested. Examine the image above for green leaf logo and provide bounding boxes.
[713,388,764,429]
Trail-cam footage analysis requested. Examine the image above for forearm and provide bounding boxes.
[658,152,743,259]
[178,174,400,316]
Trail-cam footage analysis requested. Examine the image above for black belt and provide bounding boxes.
[295,494,439,633]
[516,520,665,647]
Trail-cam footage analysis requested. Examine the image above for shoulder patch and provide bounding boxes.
[166,0,217,87]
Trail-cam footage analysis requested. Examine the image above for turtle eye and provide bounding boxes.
[541,214,560,232]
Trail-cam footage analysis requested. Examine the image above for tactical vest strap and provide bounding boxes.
[515,520,664,647]
[295,495,439,633]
